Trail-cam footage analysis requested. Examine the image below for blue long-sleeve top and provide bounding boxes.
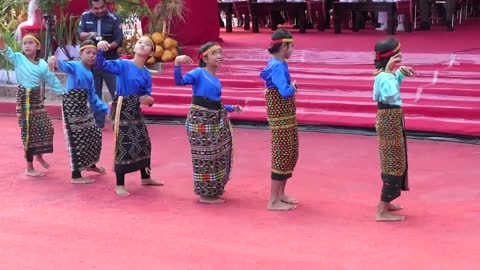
[97,52,152,96]
[174,65,234,112]
[57,60,109,114]
[260,58,295,98]
[373,69,405,107]
[0,47,64,94]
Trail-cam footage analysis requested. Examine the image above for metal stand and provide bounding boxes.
[41,13,72,100]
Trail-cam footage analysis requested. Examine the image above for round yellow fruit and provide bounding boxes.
[154,46,164,58]
[169,47,178,58]
[161,50,175,62]
[163,38,178,50]
[146,56,156,65]
[151,32,166,45]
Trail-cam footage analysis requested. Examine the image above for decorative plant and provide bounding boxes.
[66,15,81,46]
[0,31,21,83]
[114,0,186,35]
[56,12,81,47]
[113,0,185,64]
[148,0,186,34]
[0,0,28,32]
[55,11,67,46]
[115,0,150,31]
[37,0,69,15]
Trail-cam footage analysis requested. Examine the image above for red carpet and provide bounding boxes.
[0,116,479,269]
[144,19,480,136]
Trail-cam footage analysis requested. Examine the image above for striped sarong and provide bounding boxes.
[185,104,233,197]
[16,85,54,158]
[112,96,151,174]
[376,105,409,202]
[62,89,102,171]
[265,88,299,181]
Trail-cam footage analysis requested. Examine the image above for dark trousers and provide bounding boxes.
[93,67,116,128]
[116,168,150,186]
[420,0,456,24]
[72,164,97,179]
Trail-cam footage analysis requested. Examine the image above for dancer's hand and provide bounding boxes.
[234,105,243,112]
[105,113,111,123]
[400,66,416,77]
[175,55,193,66]
[292,80,298,90]
[97,41,110,51]
[47,56,57,71]
[386,53,402,72]
[140,95,154,106]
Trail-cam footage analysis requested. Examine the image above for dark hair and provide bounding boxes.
[198,42,219,67]
[268,29,293,54]
[22,33,41,61]
[80,38,96,48]
[89,0,105,6]
[374,37,400,70]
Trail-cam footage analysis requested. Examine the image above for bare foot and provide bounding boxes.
[280,194,299,204]
[71,177,95,184]
[376,211,405,222]
[199,196,224,204]
[86,166,107,174]
[141,178,164,186]
[26,169,46,177]
[115,186,130,197]
[267,201,297,211]
[388,203,403,211]
[36,156,50,169]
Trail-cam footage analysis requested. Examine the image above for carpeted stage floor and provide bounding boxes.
[0,116,479,269]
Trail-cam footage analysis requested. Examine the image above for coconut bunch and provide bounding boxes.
[145,32,179,65]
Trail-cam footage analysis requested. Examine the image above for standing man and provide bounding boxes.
[418,0,455,31]
[78,0,123,128]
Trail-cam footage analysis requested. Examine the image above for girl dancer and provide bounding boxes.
[373,37,416,221]
[174,42,242,204]
[48,39,108,184]
[260,29,299,211]
[97,36,163,196]
[0,33,64,177]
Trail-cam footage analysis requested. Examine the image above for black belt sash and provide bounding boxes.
[192,96,222,111]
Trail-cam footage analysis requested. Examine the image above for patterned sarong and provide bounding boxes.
[16,85,54,158]
[265,88,299,181]
[112,96,151,174]
[376,107,409,202]
[62,89,102,171]
[185,105,233,197]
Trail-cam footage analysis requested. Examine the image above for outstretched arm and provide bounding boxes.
[174,55,197,86]
[43,66,65,95]
[0,34,20,66]
[96,51,122,75]
[53,57,76,75]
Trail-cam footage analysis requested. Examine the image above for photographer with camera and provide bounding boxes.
[78,0,123,129]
